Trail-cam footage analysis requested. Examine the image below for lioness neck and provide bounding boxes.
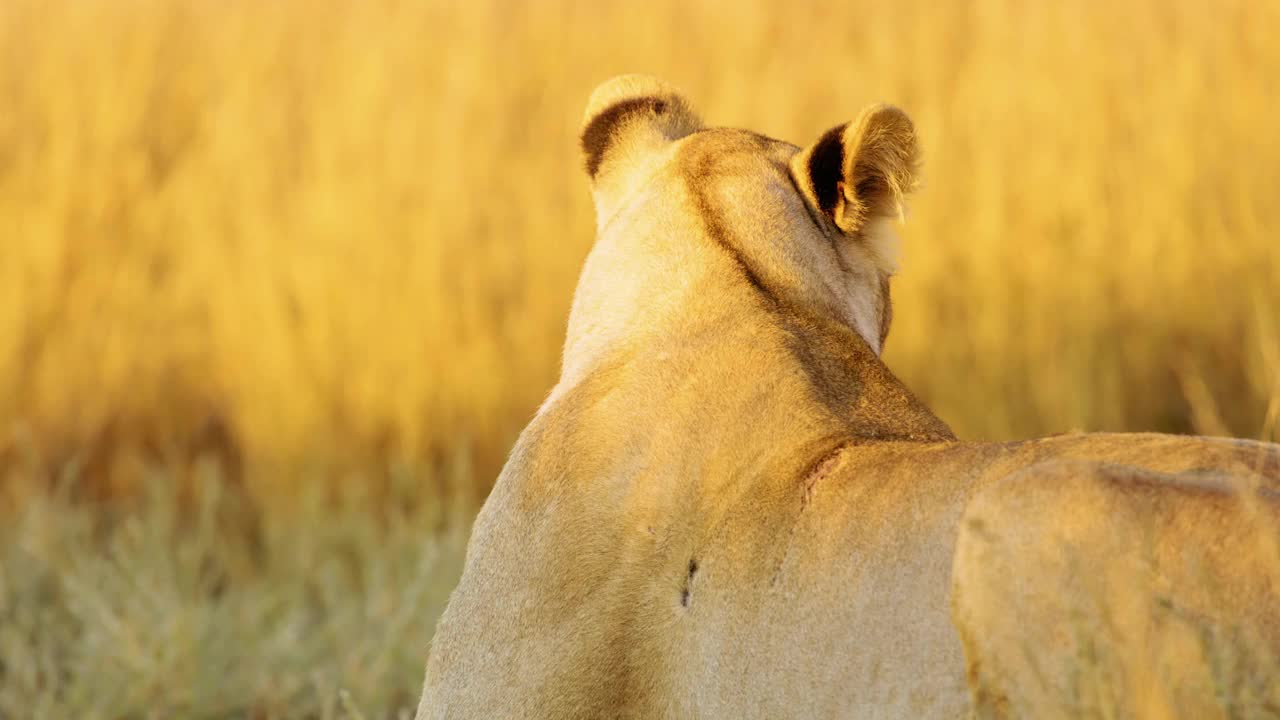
[546,271,953,490]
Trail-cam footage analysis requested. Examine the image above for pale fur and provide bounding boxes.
[416,76,1280,719]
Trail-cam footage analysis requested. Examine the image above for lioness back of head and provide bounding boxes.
[415,76,1280,720]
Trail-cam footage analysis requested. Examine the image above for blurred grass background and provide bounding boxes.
[0,0,1278,716]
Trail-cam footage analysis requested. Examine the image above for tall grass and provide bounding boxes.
[0,0,1277,496]
[0,464,468,719]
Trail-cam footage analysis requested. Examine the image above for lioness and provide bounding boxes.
[416,76,1280,719]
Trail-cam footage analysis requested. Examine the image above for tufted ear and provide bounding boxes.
[580,75,703,194]
[790,104,919,236]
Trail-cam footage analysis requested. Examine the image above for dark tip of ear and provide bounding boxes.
[581,97,660,179]
[807,123,848,216]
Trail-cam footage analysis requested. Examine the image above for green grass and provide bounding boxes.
[0,463,468,720]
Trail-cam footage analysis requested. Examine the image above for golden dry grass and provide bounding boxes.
[1,0,1278,497]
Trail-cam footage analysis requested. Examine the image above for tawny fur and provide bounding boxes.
[415,76,1280,720]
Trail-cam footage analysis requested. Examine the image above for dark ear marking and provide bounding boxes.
[579,75,703,191]
[790,105,918,236]
[807,123,848,217]
[581,97,659,179]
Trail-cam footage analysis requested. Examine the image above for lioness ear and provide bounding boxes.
[580,75,703,193]
[790,104,918,236]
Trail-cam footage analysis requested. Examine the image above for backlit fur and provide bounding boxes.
[416,76,1280,719]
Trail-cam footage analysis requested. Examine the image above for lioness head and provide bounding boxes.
[567,75,917,380]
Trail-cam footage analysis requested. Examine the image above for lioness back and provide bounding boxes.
[955,458,1280,719]
[415,76,1280,719]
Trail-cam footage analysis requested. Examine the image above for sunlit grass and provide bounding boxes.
[0,0,1277,494]
[0,463,467,719]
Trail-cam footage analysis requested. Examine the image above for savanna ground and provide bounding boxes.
[0,0,1278,717]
